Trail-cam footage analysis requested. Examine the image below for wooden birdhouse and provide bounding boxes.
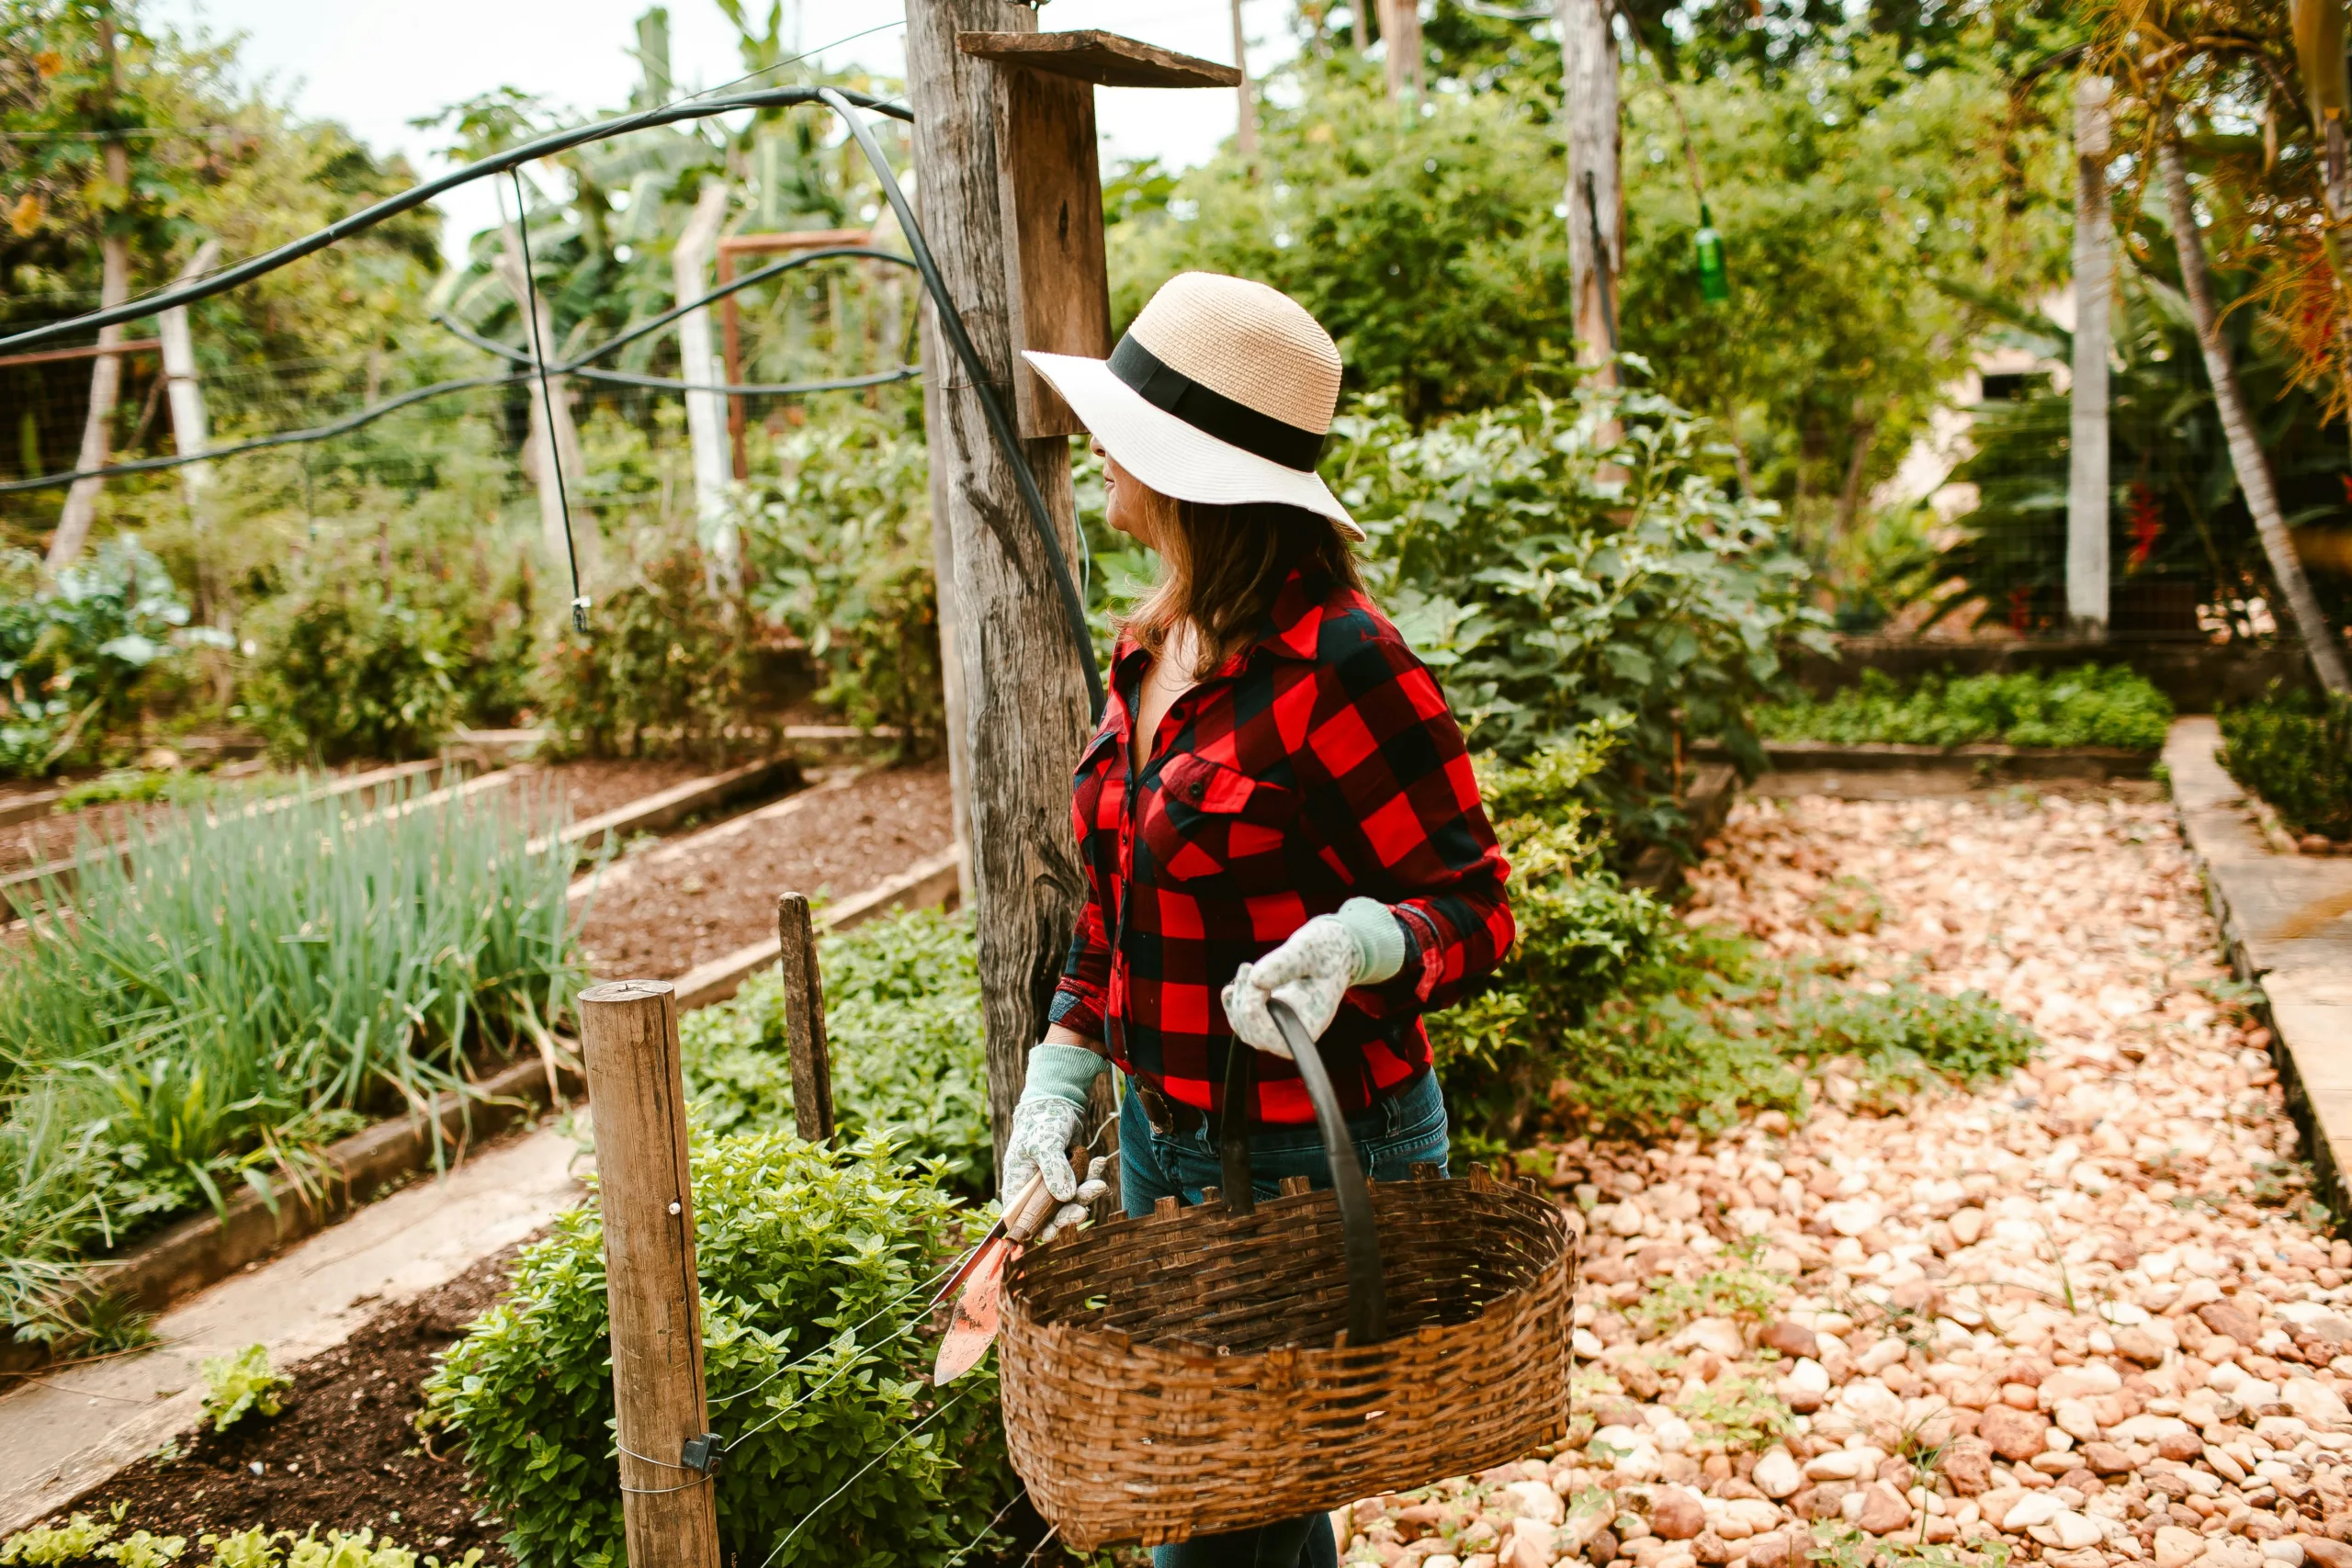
[955,29,1241,437]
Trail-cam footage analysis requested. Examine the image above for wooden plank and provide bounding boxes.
[716,228,873,255]
[957,28,1242,87]
[578,981,722,1568]
[994,64,1110,437]
[667,845,963,1013]
[911,0,1105,1186]
[0,337,161,370]
[775,893,837,1142]
[538,754,799,856]
[567,769,859,908]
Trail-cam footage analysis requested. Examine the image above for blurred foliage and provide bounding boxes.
[741,396,942,742]
[2218,685,2352,840]
[532,530,752,761]
[1759,664,2176,750]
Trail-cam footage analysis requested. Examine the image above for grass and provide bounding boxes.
[0,772,580,1339]
[1758,664,2173,750]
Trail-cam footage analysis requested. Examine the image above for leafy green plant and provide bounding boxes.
[2,1517,119,1565]
[0,773,580,1337]
[198,1341,288,1432]
[1337,387,1832,853]
[242,574,462,763]
[0,539,210,779]
[1630,1245,1792,1336]
[0,1520,478,1568]
[1679,1374,1793,1453]
[422,1133,1010,1568]
[1758,666,2174,751]
[680,908,989,1189]
[533,538,752,762]
[741,400,943,743]
[2218,687,2352,840]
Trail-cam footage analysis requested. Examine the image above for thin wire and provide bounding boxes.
[616,1439,693,1471]
[510,169,588,634]
[707,1248,969,1411]
[617,1472,712,1495]
[750,1388,972,1568]
[1019,1524,1062,1566]
[722,1250,977,1447]
[943,1493,1027,1568]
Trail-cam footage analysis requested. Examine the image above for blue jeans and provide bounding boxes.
[1117,1067,1449,1568]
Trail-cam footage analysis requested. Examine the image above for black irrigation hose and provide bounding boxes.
[819,86,1105,721]
[0,371,531,494]
[555,245,917,367]
[434,310,919,396]
[0,85,911,355]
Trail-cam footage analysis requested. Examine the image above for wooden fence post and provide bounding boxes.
[579,980,723,1568]
[775,893,836,1143]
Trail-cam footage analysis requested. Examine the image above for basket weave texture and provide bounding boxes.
[999,1165,1577,1550]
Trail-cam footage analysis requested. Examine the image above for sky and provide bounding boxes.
[154,0,1300,263]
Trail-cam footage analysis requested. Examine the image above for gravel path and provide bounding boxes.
[1348,791,2352,1568]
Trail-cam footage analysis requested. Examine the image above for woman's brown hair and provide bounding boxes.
[1123,488,1364,680]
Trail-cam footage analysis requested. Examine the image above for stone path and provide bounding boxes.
[1343,789,2352,1568]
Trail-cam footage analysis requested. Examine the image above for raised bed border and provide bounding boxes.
[2165,716,2352,1227]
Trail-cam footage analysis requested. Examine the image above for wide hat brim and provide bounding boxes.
[1023,350,1363,540]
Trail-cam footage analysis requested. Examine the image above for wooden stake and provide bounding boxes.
[775,893,836,1143]
[578,980,722,1568]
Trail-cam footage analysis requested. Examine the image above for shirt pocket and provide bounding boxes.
[1142,754,1301,889]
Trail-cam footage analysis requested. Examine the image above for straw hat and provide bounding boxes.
[1023,271,1361,539]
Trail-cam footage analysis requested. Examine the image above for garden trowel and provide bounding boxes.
[933,1148,1079,1382]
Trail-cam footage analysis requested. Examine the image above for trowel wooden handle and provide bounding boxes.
[1002,1145,1086,1241]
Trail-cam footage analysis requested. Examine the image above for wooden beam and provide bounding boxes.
[910,0,1106,1181]
[715,228,873,257]
[993,65,1110,437]
[577,980,722,1568]
[0,338,160,370]
[956,28,1242,87]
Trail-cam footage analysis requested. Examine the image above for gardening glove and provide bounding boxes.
[1002,1042,1108,1210]
[1223,897,1409,1058]
[1035,1153,1113,1245]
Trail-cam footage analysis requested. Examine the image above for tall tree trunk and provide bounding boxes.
[49,142,130,572]
[1231,0,1258,162]
[905,0,1104,1179]
[672,182,735,582]
[1557,0,1621,383]
[159,238,221,523]
[2068,76,2114,637]
[2159,133,2349,692]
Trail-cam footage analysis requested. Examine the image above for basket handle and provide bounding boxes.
[1214,997,1389,1348]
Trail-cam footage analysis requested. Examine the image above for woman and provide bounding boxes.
[1002,272,1515,1568]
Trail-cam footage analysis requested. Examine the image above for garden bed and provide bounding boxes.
[577,761,954,980]
[50,1241,531,1565]
[1696,738,2160,783]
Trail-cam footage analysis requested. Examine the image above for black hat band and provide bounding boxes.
[1106,334,1327,473]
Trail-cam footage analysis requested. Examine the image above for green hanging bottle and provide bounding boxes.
[1695,202,1730,305]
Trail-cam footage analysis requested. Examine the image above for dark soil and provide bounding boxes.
[46,1245,529,1563]
[543,758,726,827]
[580,762,954,980]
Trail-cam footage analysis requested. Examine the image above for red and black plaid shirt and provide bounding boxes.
[1049,564,1514,1125]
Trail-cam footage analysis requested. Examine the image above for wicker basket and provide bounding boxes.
[998,1002,1577,1551]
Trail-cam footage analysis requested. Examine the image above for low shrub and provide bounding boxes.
[0,774,580,1337]
[1758,664,2173,751]
[2218,687,2352,840]
[242,578,462,763]
[741,402,943,744]
[199,1342,288,1432]
[534,541,752,762]
[1337,387,1831,855]
[0,538,213,778]
[680,907,989,1190]
[423,1133,1009,1568]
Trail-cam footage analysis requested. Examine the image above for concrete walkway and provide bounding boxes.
[0,1120,586,1533]
[2166,716,2352,1213]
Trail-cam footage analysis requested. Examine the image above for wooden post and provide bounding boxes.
[159,239,220,520]
[774,893,836,1142]
[578,980,722,1568]
[906,0,1101,1178]
[672,184,734,581]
